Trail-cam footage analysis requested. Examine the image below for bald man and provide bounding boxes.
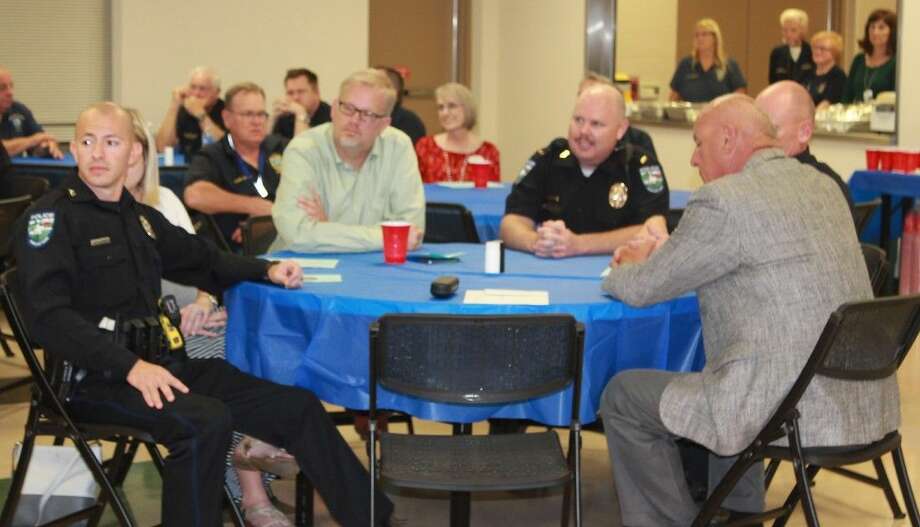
[755,80,855,221]
[155,66,227,156]
[599,95,885,526]
[501,84,668,258]
[14,102,395,527]
[0,66,63,158]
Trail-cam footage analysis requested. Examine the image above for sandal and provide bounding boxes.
[232,436,300,479]
[243,503,293,527]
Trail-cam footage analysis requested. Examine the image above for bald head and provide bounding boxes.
[754,81,815,156]
[691,94,777,182]
[71,102,142,201]
[0,66,13,114]
[75,102,134,140]
[567,84,629,167]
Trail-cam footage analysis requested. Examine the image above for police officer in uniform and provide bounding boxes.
[14,102,394,527]
[184,82,287,249]
[501,84,669,258]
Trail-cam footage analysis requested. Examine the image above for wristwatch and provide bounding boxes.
[297,113,309,124]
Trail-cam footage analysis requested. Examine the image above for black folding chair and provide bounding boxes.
[369,314,585,527]
[0,195,34,366]
[854,198,882,237]
[0,268,245,527]
[191,212,232,253]
[861,243,890,297]
[424,202,481,243]
[7,174,51,203]
[693,295,920,527]
[241,215,277,256]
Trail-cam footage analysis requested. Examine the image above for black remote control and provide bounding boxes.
[430,275,459,298]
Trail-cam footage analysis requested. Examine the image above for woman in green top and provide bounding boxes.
[843,9,897,103]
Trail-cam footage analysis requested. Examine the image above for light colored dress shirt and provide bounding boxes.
[271,123,425,253]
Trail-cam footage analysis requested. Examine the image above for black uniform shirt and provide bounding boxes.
[176,99,227,157]
[14,173,269,380]
[0,101,43,141]
[670,57,747,103]
[390,104,427,145]
[768,43,815,85]
[506,138,669,234]
[185,133,288,245]
[271,100,332,139]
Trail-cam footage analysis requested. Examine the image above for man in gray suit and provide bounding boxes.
[598,94,895,526]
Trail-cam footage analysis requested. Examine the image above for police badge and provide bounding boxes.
[139,215,156,239]
[608,183,628,209]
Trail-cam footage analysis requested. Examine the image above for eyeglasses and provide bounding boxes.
[232,111,269,121]
[337,100,387,121]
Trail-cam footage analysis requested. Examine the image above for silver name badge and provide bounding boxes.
[863,88,874,102]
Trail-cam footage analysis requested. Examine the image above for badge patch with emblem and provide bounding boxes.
[639,165,665,193]
[27,212,55,248]
[268,153,283,175]
[139,215,156,239]
[608,183,628,209]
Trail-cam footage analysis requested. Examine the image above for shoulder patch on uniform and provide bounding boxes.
[27,212,55,248]
[268,153,283,175]
[516,159,537,183]
[638,165,665,193]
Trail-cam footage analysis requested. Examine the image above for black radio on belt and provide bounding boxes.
[114,295,186,365]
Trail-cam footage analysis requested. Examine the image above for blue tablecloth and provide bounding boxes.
[848,170,920,243]
[424,183,692,242]
[225,243,704,425]
[12,153,188,198]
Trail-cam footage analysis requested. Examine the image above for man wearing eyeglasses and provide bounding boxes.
[270,68,425,253]
[184,82,288,249]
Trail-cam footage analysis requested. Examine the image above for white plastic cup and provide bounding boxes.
[163,146,175,166]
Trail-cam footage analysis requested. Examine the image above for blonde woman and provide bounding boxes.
[806,31,847,107]
[768,8,815,85]
[126,109,296,527]
[415,82,500,183]
[669,18,747,103]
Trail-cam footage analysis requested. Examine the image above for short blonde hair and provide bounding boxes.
[340,69,397,116]
[125,108,160,206]
[693,18,727,74]
[189,66,221,91]
[435,82,477,130]
[780,8,808,30]
[810,30,844,66]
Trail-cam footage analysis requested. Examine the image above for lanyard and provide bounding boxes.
[228,135,268,198]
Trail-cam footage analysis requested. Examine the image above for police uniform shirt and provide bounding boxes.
[505,138,669,234]
[768,42,815,85]
[271,100,332,140]
[0,101,43,141]
[185,133,288,244]
[14,173,270,381]
[175,98,227,157]
[669,56,747,103]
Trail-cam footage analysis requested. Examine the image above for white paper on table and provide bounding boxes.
[463,289,549,305]
[434,181,504,189]
[301,273,343,283]
[287,258,339,269]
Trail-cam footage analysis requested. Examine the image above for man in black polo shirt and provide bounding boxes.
[0,66,64,158]
[184,82,287,249]
[754,80,855,224]
[155,66,227,157]
[501,84,669,258]
[269,68,331,140]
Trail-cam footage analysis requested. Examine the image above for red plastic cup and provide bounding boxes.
[908,151,920,173]
[892,151,910,173]
[468,159,492,188]
[879,149,895,171]
[865,149,881,170]
[381,221,411,264]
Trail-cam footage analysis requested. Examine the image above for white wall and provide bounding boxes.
[472,0,585,181]
[112,0,369,131]
[896,0,919,148]
[615,0,678,102]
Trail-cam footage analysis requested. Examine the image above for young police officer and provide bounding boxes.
[14,102,394,527]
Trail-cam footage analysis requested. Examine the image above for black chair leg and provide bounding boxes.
[449,491,471,527]
[73,434,136,527]
[224,483,246,527]
[788,421,820,527]
[764,458,781,489]
[891,446,920,527]
[772,464,820,527]
[0,407,38,526]
[1,332,15,357]
[873,457,906,519]
[692,452,759,527]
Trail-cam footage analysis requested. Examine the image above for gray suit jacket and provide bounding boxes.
[602,148,898,456]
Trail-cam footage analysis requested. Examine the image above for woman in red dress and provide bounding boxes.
[415,83,500,183]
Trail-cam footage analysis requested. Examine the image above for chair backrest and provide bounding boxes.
[371,314,583,411]
[7,175,50,203]
[424,202,480,244]
[191,212,232,253]
[666,208,684,233]
[757,295,920,444]
[854,198,881,236]
[0,268,76,424]
[0,195,34,261]
[241,215,277,256]
[861,243,889,297]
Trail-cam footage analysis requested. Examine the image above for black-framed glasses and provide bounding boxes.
[337,100,387,121]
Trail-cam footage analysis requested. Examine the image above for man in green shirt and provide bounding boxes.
[271,69,425,253]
